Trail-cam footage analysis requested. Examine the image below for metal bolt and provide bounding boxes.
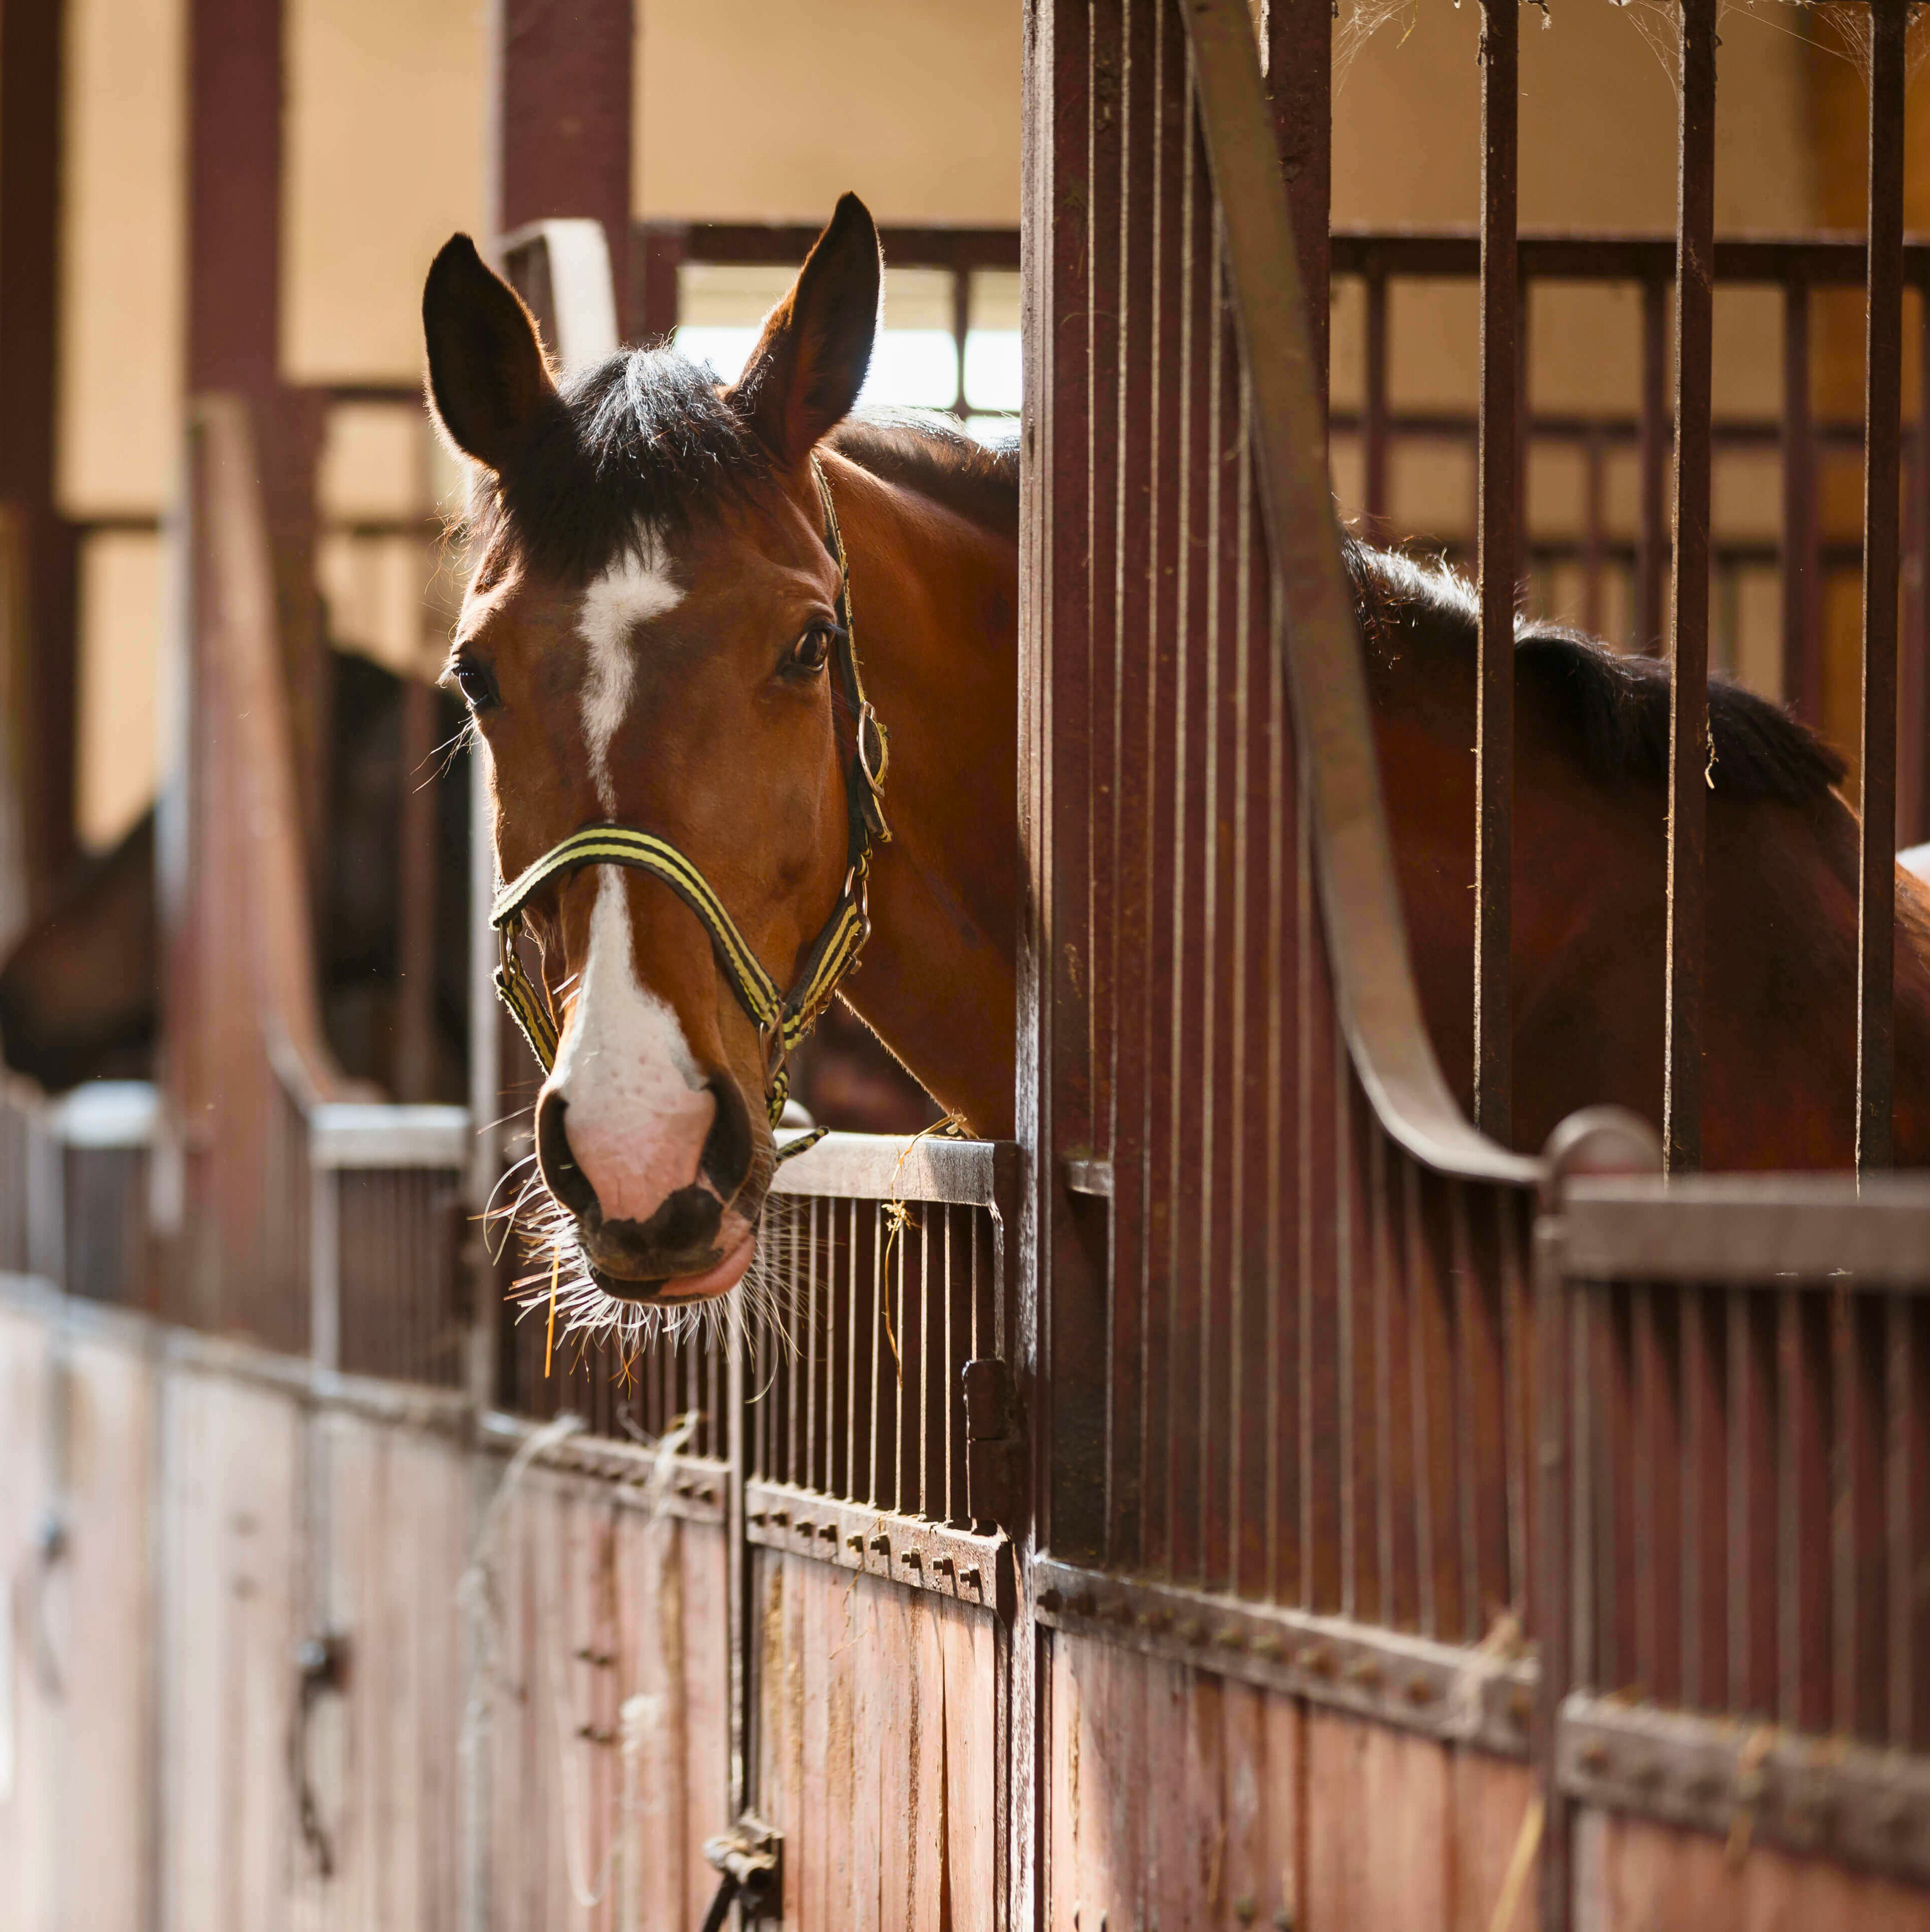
[1405,1677,1436,1707]
[961,1567,982,1590]
[902,1550,922,1568]
[932,1556,955,1575]
[1216,1626,1249,1651]
[794,1520,815,1536]
[1300,1646,1335,1679]
[748,1512,768,1527]
[1038,1588,1063,1613]
[1344,1657,1381,1688]
[698,1486,717,1505]
[1073,1590,1098,1617]
[870,1535,890,1555]
[1576,1741,1611,1775]
[1143,1609,1173,1635]
[847,1534,865,1553]
[675,1481,694,1498]
[1250,1635,1284,1661]
[770,1510,789,1527]
[1176,1618,1205,1644]
[819,1525,837,1541]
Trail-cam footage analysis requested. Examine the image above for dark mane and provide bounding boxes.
[830,411,1021,533]
[466,346,775,582]
[1344,534,1847,804]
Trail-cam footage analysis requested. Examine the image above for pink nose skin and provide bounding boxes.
[564,1085,717,1227]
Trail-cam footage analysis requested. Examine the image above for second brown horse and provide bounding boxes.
[424,194,1930,1309]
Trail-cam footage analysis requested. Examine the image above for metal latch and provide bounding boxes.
[699,1815,782,1928]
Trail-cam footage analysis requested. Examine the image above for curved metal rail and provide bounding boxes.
[1182,0,1537,1188]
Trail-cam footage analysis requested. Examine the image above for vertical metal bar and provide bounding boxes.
[1860,0,1907,1174]
[1474,0,1518,1146]
[1582,424,1606,639]
[1663,0,1717,1174]
[952,265,972,420]
[1364,266,1390,524]
[1533,1211,1573,1932]
[1903,294,1930,849]
[1780,1289,1832,1732]
[1729,1289,1778,1717]
[1783,280,1822,725]
[1681,1285,1726,1713]
[1835,1290,1887,1739]
[1262,0,1332,411]
[1637,278,1670,655]
[1890,1297,1930,1747]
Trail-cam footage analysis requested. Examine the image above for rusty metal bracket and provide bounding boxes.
[1560,1694,1930,1889]
[1034,1557,1537,1759]
[700,1814,782,1928]
[744,1480,1015,1621]
[291,1630,351,1878]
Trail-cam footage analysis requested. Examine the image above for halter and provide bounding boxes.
[489,457,889,1162]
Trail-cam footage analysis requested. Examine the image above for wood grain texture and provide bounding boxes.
[755,1552,998,1929]
[1046,1629,1305,1932]
[0,1305,57,1932]
[1575,1807,1930,1931]
[158,1365,303,1932]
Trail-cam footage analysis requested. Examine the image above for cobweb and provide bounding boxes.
[1331,0,1930,102]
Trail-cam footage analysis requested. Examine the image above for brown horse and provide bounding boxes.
[423,193,1930,1321]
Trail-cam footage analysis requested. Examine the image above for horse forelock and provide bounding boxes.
[463,345,775,586]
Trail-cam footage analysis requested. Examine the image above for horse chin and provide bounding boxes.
[589,1227,756,1306]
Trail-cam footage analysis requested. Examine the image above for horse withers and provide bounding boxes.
[425,192,1930,1330]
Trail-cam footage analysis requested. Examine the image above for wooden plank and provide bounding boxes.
[850,1575,886,1932]
[0,1305,55,1931]
[1574,1805,1930,1931]
[908,1590,947,1932]
[937,1596,998,1932]
[1304,1711,1451,1930]
[1452,1751,1538,1932]
[679,1517,729,1925]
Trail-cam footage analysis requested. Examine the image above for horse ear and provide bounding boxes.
[726,194,881,465]
[422,233,557,473]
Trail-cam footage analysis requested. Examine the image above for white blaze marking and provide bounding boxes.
[549,868,710,1216]
[577,538,682,812]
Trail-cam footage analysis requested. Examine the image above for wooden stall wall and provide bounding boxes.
[0,1280,734,1932]
[753,1550,1001,1930]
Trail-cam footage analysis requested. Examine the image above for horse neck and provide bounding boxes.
[824,453,1021,1139]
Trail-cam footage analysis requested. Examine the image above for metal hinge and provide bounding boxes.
[699,1815,782,1928]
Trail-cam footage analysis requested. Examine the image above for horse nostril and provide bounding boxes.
[699,1071,753,1198]
[535,1091,601,1222]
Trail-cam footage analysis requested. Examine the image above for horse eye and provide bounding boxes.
[454,663,500,712]
[789,623,835,674]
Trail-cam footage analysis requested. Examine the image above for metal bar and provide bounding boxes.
[1860,0,1908,1174]
[1904,310,1930,847]
[768,1132,1015,1206]
[1784,281,1822,724]
[1261,0,1331,409]
[1834,1291,1887,1739]
[640,220,1022,272]
[1329,226,1930,287]
[1562,1173,1930,1285]
[1557,1691,1930,1889]
[1780,1290,1832,1732]
[1663,0,1717,1173]
[1474,0,1518,1146]
[1729,1289,1778,1717]
[1637,278,1670,655]
[1363,268,1390,523]
[1179,0,1535,1186]
[1034,1556,1536,1758]
[1533,1214,1573,1932]
[1582,424,1606,637]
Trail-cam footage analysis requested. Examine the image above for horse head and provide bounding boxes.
[424,195,884,1311]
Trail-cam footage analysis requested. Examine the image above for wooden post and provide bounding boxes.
[488,0,636,339]
[186,0,328,885]
[0,0,79,920]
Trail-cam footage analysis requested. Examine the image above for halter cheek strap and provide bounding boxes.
[488,455,889,1163]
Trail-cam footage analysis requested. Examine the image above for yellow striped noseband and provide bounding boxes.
[488,457,889,1162]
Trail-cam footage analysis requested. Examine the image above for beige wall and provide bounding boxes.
[38,0,1860,846]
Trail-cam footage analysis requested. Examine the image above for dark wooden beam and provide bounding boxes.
[490,0,635,337]
[0,0,78,908]
[187,0,329,898]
